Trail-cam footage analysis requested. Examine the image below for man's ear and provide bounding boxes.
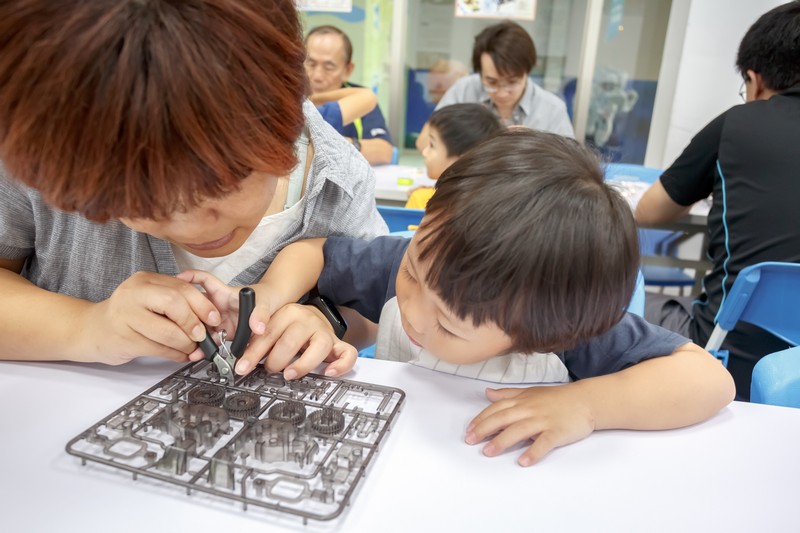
[747,69,776,101]
[344,62,355,81]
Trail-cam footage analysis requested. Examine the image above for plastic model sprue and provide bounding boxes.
[66,295,404,523]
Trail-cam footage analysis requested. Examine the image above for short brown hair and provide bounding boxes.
[418,129,639,353]
[306,25,353,65]
[0,0,308,222]
[472,21,537,78]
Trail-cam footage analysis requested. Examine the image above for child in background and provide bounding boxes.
[206,129,734,466]
[406,103,501,209]
[310,86,377,135]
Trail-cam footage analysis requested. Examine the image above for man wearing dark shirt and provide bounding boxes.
[304,25,393,165]
[636,2,800,400]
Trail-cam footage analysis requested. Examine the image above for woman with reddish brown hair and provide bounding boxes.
[0,0,387,371]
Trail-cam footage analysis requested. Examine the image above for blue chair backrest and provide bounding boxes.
[376,205,425,233]
[715,262,800,346]
[628,270,645,318]
[604,163,663,185]
[751,346,800,408]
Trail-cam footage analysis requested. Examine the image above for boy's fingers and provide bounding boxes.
[467,406,525,443]
[284,332,335,379]
[482,421,539,457]
[264,322,311,374]
[235,337,273,375]
[518,433,558,467]
[323,342,358,377]
[467,399,517,431]
[485,387,527,402]
[249,304,273,335]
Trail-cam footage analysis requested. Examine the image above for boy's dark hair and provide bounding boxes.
[736,1,800,91]
[306,25,353,65]
[427,104,502,157]
[0,0,307,222]
[418,129,639,354]
[472,21,536,78]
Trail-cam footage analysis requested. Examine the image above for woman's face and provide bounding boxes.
[120,172,280,257]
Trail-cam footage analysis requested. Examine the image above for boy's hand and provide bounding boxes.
[233,303,358,380]
[84,272,221,365]
[465,384,596,467]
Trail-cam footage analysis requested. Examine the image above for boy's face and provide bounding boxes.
[395,226,514,364]
[119,172,280,258]
[422,127,458,180]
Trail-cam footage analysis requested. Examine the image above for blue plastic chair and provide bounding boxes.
[376,205,425,233]
[604,163,695,293]
[751,346,800,408]
[705,262,800,367]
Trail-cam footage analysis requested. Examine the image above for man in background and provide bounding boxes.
[636,2,800,400]
[305,25,393,165]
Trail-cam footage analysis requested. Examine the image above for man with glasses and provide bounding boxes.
[305,25,393,165]
[416,21,573,152]
[636,2,800,401]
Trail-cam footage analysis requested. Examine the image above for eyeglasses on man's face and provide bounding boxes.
[738,79,748,102]
[481,76,525,94]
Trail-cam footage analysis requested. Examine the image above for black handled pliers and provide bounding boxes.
[197,287,255,386]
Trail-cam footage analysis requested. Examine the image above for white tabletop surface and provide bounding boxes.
[372,164,436,202]
[2,357,798,533]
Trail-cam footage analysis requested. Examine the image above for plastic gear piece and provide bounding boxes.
[187,384,226,407]
[268,401,307,426]
[308,408,345,435]
[223,392,261,419]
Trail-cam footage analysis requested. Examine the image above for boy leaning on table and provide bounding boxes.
[193,129,735,467]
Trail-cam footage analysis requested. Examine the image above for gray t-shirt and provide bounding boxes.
[320,235,691,381]
[0,101,388,302]
[436,74,575,138]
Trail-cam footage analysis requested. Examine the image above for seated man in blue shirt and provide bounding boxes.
[305,25,393,165]
[211,129,733,467]
[311,86,377,135]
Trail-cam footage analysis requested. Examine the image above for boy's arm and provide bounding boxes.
[179,238,332,376]
[467,343,735,467]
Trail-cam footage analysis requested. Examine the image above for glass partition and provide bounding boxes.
[584,0,672,163]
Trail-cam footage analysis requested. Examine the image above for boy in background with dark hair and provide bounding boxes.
[406,103,502,209]
[209,129,734,467]
[636,1,800,400]
[416,20,573,152]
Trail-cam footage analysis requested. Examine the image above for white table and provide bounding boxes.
[372,164,436,204]
[2,357,798,533]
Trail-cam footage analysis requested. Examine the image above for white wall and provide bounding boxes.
[646,0,785,168]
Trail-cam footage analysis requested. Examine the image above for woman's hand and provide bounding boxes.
[465,384,596,467]
[83,272,221,365]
